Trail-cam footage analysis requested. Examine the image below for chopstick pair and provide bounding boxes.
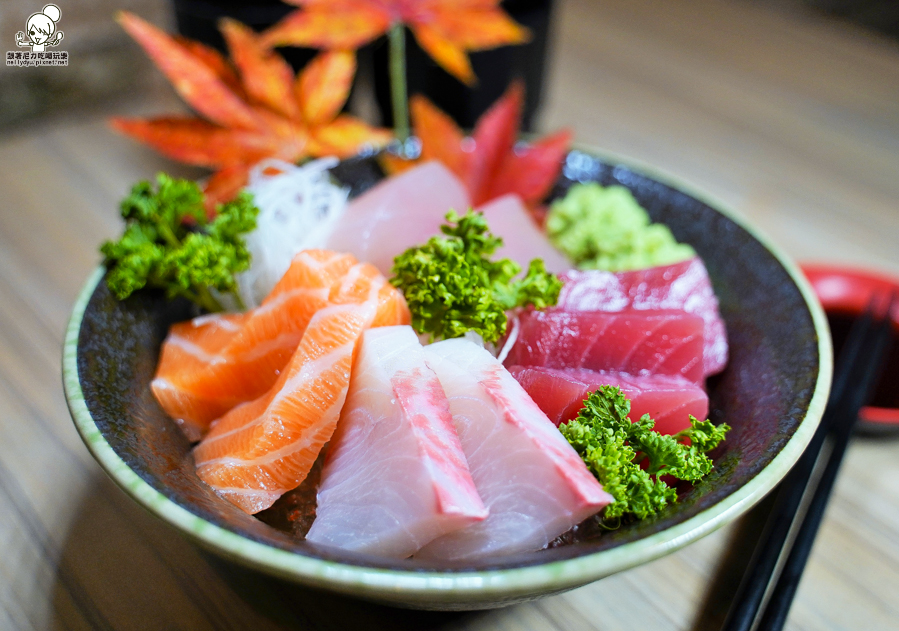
[722,294,895,631]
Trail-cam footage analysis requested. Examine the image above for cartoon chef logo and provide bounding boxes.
[16,4,65,52]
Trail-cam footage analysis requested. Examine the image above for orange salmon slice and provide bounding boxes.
[151,250,410,440]
[194,301,376,514]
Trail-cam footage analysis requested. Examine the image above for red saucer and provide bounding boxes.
[801,263,899,430]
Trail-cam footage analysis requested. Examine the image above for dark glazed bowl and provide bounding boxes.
[63,149,831,610]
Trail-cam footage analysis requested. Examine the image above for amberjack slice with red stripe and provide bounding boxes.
[306,326,487,558]
[416,339,612,561]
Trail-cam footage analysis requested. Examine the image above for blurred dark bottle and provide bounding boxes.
[171,0,553,131]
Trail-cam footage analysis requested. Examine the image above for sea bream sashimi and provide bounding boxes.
[509,366,708,435]
[193,265,409,514]
[324,161,570,276]
[151,250,410,439]
[557,257,728,375]
[415,339,612,562]
[324,161,471,276]
[476,194,571,275]
[504,309,706,385]
[306,326,487,558]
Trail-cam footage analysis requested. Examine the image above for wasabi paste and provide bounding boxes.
[546,182,695,271]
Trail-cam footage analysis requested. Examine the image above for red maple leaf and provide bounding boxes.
[384,81,571,207]
[110,12,392,209]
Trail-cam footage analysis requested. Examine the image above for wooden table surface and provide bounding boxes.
[2,0,898,629]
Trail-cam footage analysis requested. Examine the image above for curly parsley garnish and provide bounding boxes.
[390,210,562,344]
[560,386,730,522]
[100,173,258,312]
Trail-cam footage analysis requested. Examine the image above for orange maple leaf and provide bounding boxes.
[384,81,571,208]
[261,0,530,85]
[110,12,393,208]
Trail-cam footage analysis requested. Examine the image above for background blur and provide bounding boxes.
[2,0,898,274]
[2,1,899,126]
[1,1,898,630]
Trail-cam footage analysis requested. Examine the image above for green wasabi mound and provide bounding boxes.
[546,182,695,271]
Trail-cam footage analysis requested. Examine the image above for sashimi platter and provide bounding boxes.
[63,11,830,609]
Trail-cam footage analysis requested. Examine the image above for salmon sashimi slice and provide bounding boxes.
[264,249,357,303]
[193,302,377,514]
[152,250,409,439]
[415,339,612,561]
[327,261,412,329]
[149,311,249,440]
[509,366,708,435]
[504,309,706,385]
[151,250,354,438]
[557,257,728,375]
[306,326,487,558]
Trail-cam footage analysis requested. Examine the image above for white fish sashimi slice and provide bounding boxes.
[416,339,612,562]
[324,162,472,276]
[476,194,572,275]
[305,326,487,558]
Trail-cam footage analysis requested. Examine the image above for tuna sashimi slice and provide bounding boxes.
[324,161,471,276]
[504,309,706,385]
[557,257,728,375]
[415,339,612,561]
[509,366,708,435]
[152,250,409,439]
[475,194,571,275]
[306,326,487,558]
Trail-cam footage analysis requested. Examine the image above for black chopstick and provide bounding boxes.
[755,297,894,630]
[722,295,894,631]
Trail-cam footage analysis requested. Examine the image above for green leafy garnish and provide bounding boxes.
[390,210,562,344]
[100,173,258,312]
[546,182,695,271]
[560,386,730,521]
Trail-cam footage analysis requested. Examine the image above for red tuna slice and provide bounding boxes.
[324,161,472,276]
[305,326,486,559]
[508,366,708,435]
[416,339,612,561]
[504,309,706,385]
[476,194,572,275]
[557,257,728,375]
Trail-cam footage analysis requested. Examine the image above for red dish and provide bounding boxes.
[801,264,899,429]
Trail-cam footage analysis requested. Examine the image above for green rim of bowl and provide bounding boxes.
[63,151,832,605]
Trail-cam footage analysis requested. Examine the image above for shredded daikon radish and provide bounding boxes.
[495,314,520,364]
[461,331,499,357]
[236,158,349,308]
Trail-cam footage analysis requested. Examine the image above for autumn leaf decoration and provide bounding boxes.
[110,12,392,209]
[261,0,530,140]
[385,81,572,208]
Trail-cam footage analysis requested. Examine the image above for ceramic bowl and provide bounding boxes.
[63,149,831,610]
